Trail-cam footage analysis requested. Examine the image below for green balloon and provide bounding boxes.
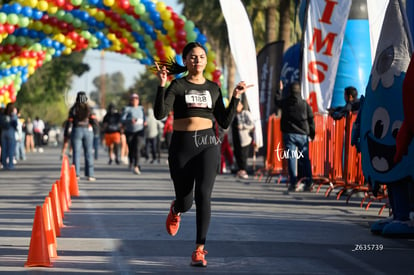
[81,31,91,39]
[71,0,83,6]
[16,36,27,46]
[7,14,19,25]
[56,10,66,20]
[19,17,30,28]
[186,31,197,42]
[32,43,42,52]
[130,0,140,6]
[6,35,16,45]
[134,4,146,15]
[64,13,74,23]
[184,21,195,33]
[73,18,82,28]
[0,13,7,24]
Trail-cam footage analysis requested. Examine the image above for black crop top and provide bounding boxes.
[154,77,240,129]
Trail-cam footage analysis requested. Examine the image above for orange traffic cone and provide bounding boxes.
[50,183,64,232]
[60,155,72,207]
[24,206,52,267]
[57,179,69,214]
[60,175,72,209]
[43,197,57,258]
[69,164,79,197]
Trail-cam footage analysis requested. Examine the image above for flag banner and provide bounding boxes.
[257,41,284,155]
[301,0,351,113]
[367,0,389,65]
[257,41,285,119]
[219,0,263,148]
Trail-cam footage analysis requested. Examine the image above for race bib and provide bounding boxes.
[185,90,212,109]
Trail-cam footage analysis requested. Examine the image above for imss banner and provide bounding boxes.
[301,0,351,113]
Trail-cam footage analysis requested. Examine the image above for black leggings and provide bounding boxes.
[125,130,144,167]
[168,128,220,244]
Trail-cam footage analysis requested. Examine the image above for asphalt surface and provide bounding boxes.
[0,145,413,274]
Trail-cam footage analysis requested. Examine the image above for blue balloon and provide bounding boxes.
[11,66,18,74]
[28,29,39,39]
[32,9,43,20]
[1,4,11,14]
[41,37,53,47]
[11,3,22,14]
[196,33,207,45]
[21,6,33,18]
[88,0,99,5]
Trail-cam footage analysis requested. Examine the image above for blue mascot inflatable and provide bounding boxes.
[354,0,414,236]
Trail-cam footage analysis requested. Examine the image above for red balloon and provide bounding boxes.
[118,0,130,10]
[174,18,185,30]
[176,29,186,40]
[213,69,221,79]
[0,24,5,34]
[154,40,163,50]
[4,24,15,34]
[58,21,68,29]
[4,45,15,54]
[49,17,59,26]
[55,0,65,7]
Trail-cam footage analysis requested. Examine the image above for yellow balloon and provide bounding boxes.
[64,38,73,47]
[28,66,35,75]
[107,33,116,41]
[20,58,28,66]
[11,58,20,67]
[206,61,216,73]
[33,21,43,31]
[25,0,38,8]
[48,6,58,14]
[88,8,97,16]
[29,59,37,67]
[96,11,106,21]
[104,17,114,27]
[63,47,72,55]
[204,72,212,81]
[55,33,65,43]
[207,51,216,62]
[103,0,115,7]
[156,2,166,12]
[37,0,49,11]
[160,10,171,21]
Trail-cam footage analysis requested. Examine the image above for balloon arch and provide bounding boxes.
[0,0,221,107]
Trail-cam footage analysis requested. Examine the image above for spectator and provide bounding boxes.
[231,98,255,179]
[145,107,164,163]
[66,91,97,181]
[276,81,315,192]
[14,108,26,162]
[102,103,122,165]
[60,119,72,159]
[24,117,35,153]
[121,93,146,175]
[328,86,360,120]
[33,116,45,152]
[1,103,18,170]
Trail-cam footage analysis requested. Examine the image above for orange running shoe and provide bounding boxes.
[191,248,208,267]
[166,201,180,236]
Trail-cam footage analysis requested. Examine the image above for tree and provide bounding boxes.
[90,72,127,109]
[127,70,160,111]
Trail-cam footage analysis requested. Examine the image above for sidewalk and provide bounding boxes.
[0,146,413,274]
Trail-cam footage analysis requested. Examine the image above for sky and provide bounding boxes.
[69,0,183,97]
